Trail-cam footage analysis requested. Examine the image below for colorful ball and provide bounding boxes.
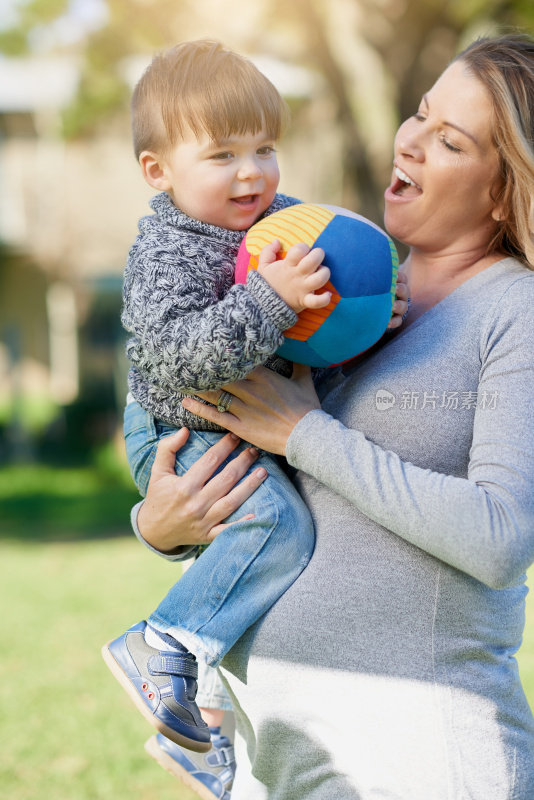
[235,203,399,367]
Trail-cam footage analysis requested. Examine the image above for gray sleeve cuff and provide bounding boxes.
[130,501,198,562]
[285,410,331,475]
[246,269,298,333]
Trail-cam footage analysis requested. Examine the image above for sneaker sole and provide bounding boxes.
[101,642,211,754]
[145,735,221,800]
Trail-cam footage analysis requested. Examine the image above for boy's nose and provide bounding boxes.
[237,157,263,180]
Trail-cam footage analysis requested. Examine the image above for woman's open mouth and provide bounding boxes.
[390,167,422,197]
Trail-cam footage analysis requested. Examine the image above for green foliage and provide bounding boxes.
[21,0,70,26]
[60,23,132,137]
[0,26,27,55]
[0,393,58,433]
[61,69,129,138]
[0,462,140,540]
[0,0,69,53]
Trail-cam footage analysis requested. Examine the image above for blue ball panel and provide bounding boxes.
[314,217,394,297]
[276,294,392,366]
[309,294,392,363]
[276,338,332,368]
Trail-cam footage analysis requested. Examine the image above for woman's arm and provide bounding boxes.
[182,278,534,588]
[286,277,534,588]
[285,409,534,589]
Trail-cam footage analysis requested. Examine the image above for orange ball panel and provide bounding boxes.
[245,205,335,255]
[284,282,341,341]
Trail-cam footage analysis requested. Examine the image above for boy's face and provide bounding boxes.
[156,127,280,230]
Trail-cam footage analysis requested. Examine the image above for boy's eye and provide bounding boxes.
[257,145,276,156]
[212,151,233,161]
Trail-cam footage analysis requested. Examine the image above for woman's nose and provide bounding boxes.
[395,119,425,161]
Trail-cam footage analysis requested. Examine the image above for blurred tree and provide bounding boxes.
[0,0,70,55]
[262,0,534,219]
[0,0,187,136]
[0,0,532,218]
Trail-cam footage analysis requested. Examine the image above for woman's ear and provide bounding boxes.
[139,151,170,191]
[491,202,505,223]
[490,177,505,224]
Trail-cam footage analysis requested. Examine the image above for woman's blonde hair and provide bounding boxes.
[131,40,289,160]
[456,34,534,268]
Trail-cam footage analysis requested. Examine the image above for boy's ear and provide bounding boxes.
[139,150,171,191]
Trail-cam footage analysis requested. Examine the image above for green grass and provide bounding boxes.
[0,537,199,800]
[0,459,533,799]
[1,537,533,800]
[520,584,534,702]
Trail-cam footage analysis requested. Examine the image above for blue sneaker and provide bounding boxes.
[102,621,211,753]
[145,730,235,800]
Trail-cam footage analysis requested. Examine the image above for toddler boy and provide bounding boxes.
[102,38,331,781]
[103,40,406,799]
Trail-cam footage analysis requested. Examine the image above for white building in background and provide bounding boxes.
[0,54,153,414]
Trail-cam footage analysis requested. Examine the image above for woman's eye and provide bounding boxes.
[413,112,425,122]
[440,135,461,153]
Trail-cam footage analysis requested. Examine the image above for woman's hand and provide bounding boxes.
[182,364,321,455]
[387,269,410,329]
[137,428,268,553]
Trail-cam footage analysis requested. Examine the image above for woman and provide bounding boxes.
[135,34,534,798]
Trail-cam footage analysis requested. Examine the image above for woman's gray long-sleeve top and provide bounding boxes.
[219,257,534,799]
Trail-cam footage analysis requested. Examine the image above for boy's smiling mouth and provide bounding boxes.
[231,194,259,206]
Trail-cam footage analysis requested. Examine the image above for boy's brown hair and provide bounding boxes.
[131,39,289,159]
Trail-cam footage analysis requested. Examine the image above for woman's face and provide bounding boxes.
[384,59,503,255]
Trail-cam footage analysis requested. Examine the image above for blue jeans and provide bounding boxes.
[124,399,315,669]
[180,558,234,711]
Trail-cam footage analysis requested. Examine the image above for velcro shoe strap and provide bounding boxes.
[218,767,234,788]
[148,653,198,679]
[206,745,235,767]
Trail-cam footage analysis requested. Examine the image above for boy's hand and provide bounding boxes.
[257,239,331,314]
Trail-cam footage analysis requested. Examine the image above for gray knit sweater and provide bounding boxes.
[122,191,299,429]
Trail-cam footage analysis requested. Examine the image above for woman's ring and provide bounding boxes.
[216,391,233,413]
